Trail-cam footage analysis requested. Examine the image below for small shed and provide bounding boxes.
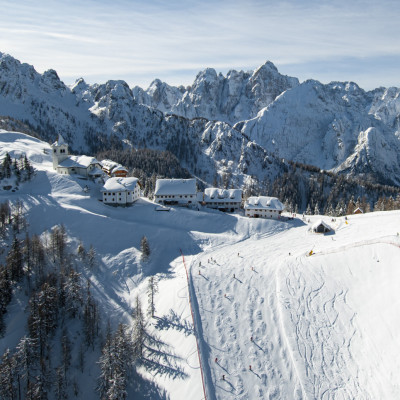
[312,219,333,234]
[353,207,363,215]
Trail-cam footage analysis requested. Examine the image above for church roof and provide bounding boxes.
[52,134,67,147]
[58,155,99,168]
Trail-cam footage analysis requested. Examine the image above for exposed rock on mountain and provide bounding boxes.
[133,61,299,124]
[239,80,400,185]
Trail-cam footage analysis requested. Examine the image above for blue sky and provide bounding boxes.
[1,0,399,90]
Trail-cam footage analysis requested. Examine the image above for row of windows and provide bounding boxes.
[156,195,194,199]
[206,201,240,205]
[104,191,136,196]
[247,209,278,213]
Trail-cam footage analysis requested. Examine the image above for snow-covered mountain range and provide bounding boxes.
[1,52,400,186]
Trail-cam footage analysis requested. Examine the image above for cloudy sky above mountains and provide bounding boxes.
[1,0,399,90]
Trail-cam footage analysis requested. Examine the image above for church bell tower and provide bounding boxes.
[51,134,69,170]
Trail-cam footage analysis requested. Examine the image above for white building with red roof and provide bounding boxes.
[100,159,128,177]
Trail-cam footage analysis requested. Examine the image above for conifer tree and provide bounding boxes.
[0,265,12,336]
[77,242,86,261]
[55,366,67,400]
[23,155,33,181]
[2,153,12,179]
[83,280,98,348]
[6,236,23,282]
[0,349,16,400]
[0,201,11,230]
[60,329,71,379]
[87,245,96,269]
[132,296,146,358]
[15,336,38,397]
[147,276,158,318]
[140,236,150,261]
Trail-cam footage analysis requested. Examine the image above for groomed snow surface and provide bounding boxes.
[1,131,400,399]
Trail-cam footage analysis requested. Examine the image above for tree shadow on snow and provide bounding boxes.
[128,370,170,400]
[154,309,194,336]
[141,332,189,380]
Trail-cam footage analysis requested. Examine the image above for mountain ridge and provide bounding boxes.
[1,51,400,188]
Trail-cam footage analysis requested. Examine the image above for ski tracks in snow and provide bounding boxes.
[191,252,302,399]
[277,256,370,400]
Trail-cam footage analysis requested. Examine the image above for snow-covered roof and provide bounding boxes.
[100,159,128,173]
[52,134,67,147]
[204,188,242,202]
[154,178,197,195]
[312,219,332,231]
[244,196,284,211]
[101,159,118,168]
[112,165,128,172]
[88,167,103,176]
[101,177,139,192]
[58,155,100,169]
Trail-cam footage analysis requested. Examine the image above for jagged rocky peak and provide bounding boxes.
[40,68,66,92]
[132,60,300,124]
[92,80,134,103]
[71,77,88,91]
[252,61,299,87]
[0,51,22,70]
[194,67,219,82]
[0,51,36,80]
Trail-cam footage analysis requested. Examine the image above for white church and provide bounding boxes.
[51,135,103,179]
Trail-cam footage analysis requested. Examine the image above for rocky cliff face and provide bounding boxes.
[133,61,299,124]
[238,80,400,185]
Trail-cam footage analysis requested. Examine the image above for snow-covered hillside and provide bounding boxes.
[1,131,399,399]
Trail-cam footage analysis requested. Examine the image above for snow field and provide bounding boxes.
[189,213,400,399]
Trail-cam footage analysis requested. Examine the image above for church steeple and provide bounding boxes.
[51,134,69,170]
